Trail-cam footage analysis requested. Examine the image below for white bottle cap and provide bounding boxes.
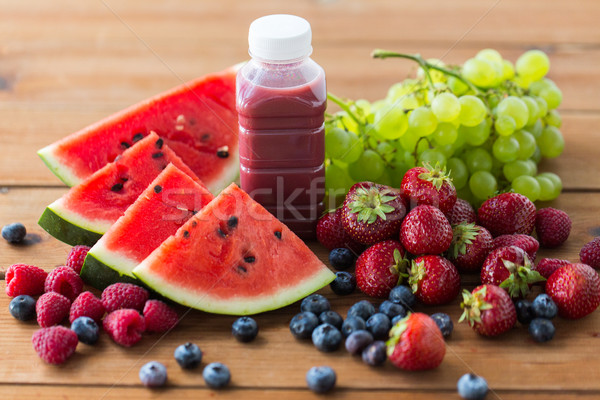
[248,14,313,61]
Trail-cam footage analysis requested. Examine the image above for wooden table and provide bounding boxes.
[2,0,600,398]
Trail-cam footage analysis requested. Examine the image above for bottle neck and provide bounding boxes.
[249,51,310,66]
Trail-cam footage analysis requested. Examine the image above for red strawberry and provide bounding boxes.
[477,192,536,237]
[387,312,445,371]
[535,208,571,248]
[400,205,453,255]
[534,258,570,280]
[316,209,363,254]
[400,164,457,213]
[579,237,600,269]
[445,198,476,225]
[355,240,408,298]
[459,284,516,336]
[66,245,91,274]
[408,255,460,305]
[5,264,47,297]
[480,246,544,298]
[546,263,600,319]
[341,182,406,246]
[446,223,493,272]
[32,326,78,365]
[491,234,539,262]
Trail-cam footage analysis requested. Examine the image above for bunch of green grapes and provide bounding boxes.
[324,48,564,207]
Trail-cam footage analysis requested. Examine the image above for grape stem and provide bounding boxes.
[326,92,362,128]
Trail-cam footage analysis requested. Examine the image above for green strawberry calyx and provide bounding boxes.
[418,162,452,191]
[459,287,493,327]
[498,257,546,298]
[348,185,398,224]
[391,248,410,285]
[408,259,427,294]
[386,313,411,356]
[448,223,480,259]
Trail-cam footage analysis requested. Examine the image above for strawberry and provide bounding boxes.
[445,198,476,225]
[491,234,539,262]
[534,258,570,280]
[408,255,460,305]
[535,207,571,248]
[341,182,406,246]
[480,246,544,298]
[316,209,363,254]
[579,237,600,269]
[546,263,600,319]
[446,223,493,272]
[459,284,517,336]
[477,192,536,237]
[355,240,408,298]
[386,312,445,371]
[400,205,453,255]
[400,164,457,213]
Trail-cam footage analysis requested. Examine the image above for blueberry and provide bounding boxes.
[457,373,488,400]
[366,313,391,340]
[379,300,406,320]
[391,314,406,326]
[306,366,336,394]
[71,316,99,345]
[330,271,356,295]
[347,300,375,321]
[2,223,26,244]
[345,329,374,355]
[301,294,330,315]
[203,362,231,389]
[531,294,558,319]
[341,315,366,338]
[139,361,167,387]
[514,299,535,325]
[174,342,202,369]
[361,340,387,366]
[289,311,319,340]
[430,312,453,338]
[328,248,355,270]
[9,295,36,321]
[311,323,342,352]
[529,318,555,343]
[232,316,258,342]
[319,310,343,330]
[388,285,416,309]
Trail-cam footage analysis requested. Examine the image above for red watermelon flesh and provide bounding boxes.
[38,132,201,246]
[38,66,239,194]
[132,183,335,315]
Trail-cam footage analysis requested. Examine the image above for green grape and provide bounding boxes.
[486,92,502,110]
[438,143,456,158]
[496,96,529,129]
[458,95,487,127]
[415,138,430,156]
[418,149,447,166]
[433,122,458,146]
[447,76,469,96]
[465,148,493,173]
[348,149,384,181]
[535,175,555,201]
[462,58,500,88]
[494,115,516,136]
[325,127,351,159]
[513,130,537,160]
[374,104,408,139]
[408,107,438,136]
[513,75,532,90]
[503,160,535,182]
[537,126,565,158]
[527,119,544,138]
[476,48,503,64]
[545,109,562,127]
[534,96,548,118]
[338,131,363,163]
[376,141,396,163]
[431,92,461,122]
[516,50,550,81]
[325,162,353,207]
[538,172,562,198]
[521,96,540,126]
[399,129,419,151]
[539,86,562,109]
[337,111,359,133]
[501,59,515,80]
[354,99,372,117]
[457,185,480,208]
[469,171,497,200]
[447,157,469,189]
[512,175,541,202]
[529,78,554,95]
[492,136,520,163]
[524,159,538,176]
[417,58,447,83]
[376,169,394,186]
[460,119,491,146]
[531,146,542,163]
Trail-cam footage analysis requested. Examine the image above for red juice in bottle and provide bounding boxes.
[237,15,326,238]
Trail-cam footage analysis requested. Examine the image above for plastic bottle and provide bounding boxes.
[237,14,326,239]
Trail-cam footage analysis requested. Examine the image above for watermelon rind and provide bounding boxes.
[209,144,240,194]
[38,198,105,246]
[38,145,81,187]
[80,252,139,290]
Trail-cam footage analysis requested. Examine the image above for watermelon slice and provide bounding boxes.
[133,183,335,315]
[38,132,201,246]
[38,66,239,194]
[80,163,214,290]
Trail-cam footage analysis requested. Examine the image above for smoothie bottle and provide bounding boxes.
[237,14,326,239]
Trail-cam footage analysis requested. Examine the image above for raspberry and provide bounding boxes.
[580,237,600,269]
[445,198,476,225]
[143,300,179,333]
[32,326,78,364]
[102,283,149,313]
[66,245,91,274]
[69,291,106,324]
[103,309,146,347]
[44,266,84,301]
[36,292,71,327]
[535,208,571,248]
[492,234,539,262]
[5,264,47,297]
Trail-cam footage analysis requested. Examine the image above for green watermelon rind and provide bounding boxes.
[37,145,81,187]
[80,252,140,290]
[208,144,240,195]
[133,263,335,316]
[38,199,106,247]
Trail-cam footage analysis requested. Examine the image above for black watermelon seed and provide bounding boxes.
[189,118,196,125]
[154,185,162,194]
[217,228,226,238]
[244,256,255,263]
[191,221,197,227]
[120,141,131,149]
[274,231,282,239]
[237,265,247,274]
[132,133,144,142]
[201,134,210,142]
[111,183,124,192]
[152,152,164,159]
[227,216,238,229]
[216,149,229,158]
[183,230,190,238]
[155,138,164,149]
[120,177,129,182]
